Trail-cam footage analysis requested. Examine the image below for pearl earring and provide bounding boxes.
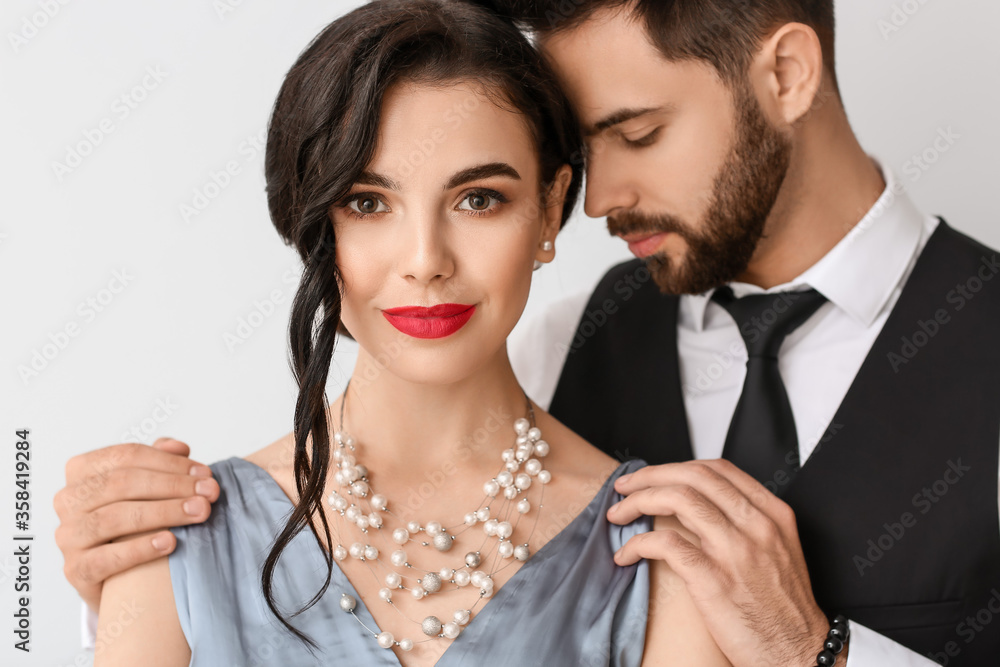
[541,240,553,252]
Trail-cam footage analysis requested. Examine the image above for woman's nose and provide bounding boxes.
[398,211,455,285]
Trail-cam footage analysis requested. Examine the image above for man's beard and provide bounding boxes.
[607,82,793,295]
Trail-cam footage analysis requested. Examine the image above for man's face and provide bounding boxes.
[542,9,792,294]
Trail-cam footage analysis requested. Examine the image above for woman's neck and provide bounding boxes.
[331,345,531,484]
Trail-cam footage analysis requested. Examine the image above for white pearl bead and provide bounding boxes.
[376,631,394,649]
[515,473,531,490]
[385,572,401,588]
[332,496,348,511]
[333,447,343,461]
[475,508,490,522]
[399,638,414,652]
[425,521,443,536]
[378,587,392,602]
[480,585,494,598]
[349,542,364,559]
[368,512,383,528]
[343,435,355,448]
[333,545,348,561]
[333,471,345,486]
[464,512,478,526]
[503,486,517,499]
[406,521,421,534]
[454,609,471,626]
[525,459,542,476]
[483,519,498,537]
[351,480,369,497]
[496,521,513,539]
[514,418,530,435]
[356,515,370,530]
[498,541,514,558]
[339,593,357,612]
[345,506,361,522]
[517,498,530,514]
[342,453,356,466]
[442,622,461,639]
[514,545,530,561]
[355,464,368,479]
[483,480,500,497]
[390,549,408,567]
[497,471,513,487]
[538,470,552,484]
[371,494,387,510]
[439,567,455,581]
[501,448,515,462]
[363,545,379,560]
[470,570,485,587]
[454,570,471,586]
[344,467,360,484]
[411,586,426,600]
[480,575,494,591]
[534,440,550,457]
[505,460,519,472]
[516,445,532,461]
[392,528,409,544]
[515,435,529,446]
[527,427,542,442]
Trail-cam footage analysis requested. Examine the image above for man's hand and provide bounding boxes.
[609,459,843,667]
[54,437,219,614]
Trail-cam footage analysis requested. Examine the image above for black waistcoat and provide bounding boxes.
[549,221,1000,665]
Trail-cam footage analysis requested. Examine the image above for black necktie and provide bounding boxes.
[711,286,828,493]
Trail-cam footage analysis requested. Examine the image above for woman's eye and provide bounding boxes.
[347,195,388,215]
[457,191,503,214]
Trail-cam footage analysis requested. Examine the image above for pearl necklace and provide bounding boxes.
[329,388,552,653]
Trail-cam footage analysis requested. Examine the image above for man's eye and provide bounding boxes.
[347,195,389,215]
[457,191,504,214]
[624,127,663,148]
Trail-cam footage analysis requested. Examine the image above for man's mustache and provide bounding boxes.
[607,210,690,239]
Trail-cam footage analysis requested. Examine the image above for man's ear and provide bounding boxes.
[536,164,573,265]
[751,22,825,127]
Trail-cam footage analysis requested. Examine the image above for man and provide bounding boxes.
[56,1,998,665]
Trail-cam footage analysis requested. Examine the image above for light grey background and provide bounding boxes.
[1,0,997,664]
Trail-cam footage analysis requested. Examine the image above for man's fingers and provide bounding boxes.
[56,468,219,515]
[57,497,212,550]
[64,442,209,486]
[608,484,734,548]
[64,530,177,593]
[614,527,710,576]
[152,437,191,458]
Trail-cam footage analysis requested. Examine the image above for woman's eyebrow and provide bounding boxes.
[355,171,400,190]
[445,163,521,190]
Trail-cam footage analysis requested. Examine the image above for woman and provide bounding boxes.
[95,1,731,665]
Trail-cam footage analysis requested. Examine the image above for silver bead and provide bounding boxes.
[378,587,393,602]
[514,544,530,561]
[399,638,414,652]
[392,528,409,544]
[390,549,408,567]
[371,493,387,510]
[517,498,531,514]
[483,480,500,497]
[363,545,379,560]
[422,616,443,637]
[432,532,453,552]
[385,572,401,588]
[465,551,481,567]
[376,631,394,649]
[333,544,348,561]
[538,470,552,484]
[454,570,471,586]
[496,521,513,539]
[514,418,530,435]
[515,474,531,491]
[454,609,471,626]
[421,572,442,593]
[534,440,550,457]
[339,593,357,612]
[525,459,542,476]
[442,622,461,639]
[406,521,421,534]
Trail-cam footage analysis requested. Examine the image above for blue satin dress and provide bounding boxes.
[168,456,652,666]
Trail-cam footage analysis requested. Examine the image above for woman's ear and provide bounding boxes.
[751,22,825,128]
[536,164,573,266]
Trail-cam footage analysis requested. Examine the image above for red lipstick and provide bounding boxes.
[382,303,476,339]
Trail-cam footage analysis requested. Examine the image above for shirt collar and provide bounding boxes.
[683,159,927,332]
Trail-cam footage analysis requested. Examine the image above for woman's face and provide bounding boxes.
[332,81,567,386]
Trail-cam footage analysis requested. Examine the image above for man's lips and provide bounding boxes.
[618,232,670,259]
[381,304,476,339]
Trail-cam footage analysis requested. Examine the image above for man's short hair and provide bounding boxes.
[478,0,837,85]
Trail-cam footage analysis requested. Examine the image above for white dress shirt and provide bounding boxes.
[507,162,974,667]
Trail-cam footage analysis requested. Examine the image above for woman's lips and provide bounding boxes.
[620,232,670,259]
[381,304,476,339]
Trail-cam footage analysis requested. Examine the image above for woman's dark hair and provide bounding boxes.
[260,0,583,647]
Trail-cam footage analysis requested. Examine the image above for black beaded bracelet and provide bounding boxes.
[814,614,850,666]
